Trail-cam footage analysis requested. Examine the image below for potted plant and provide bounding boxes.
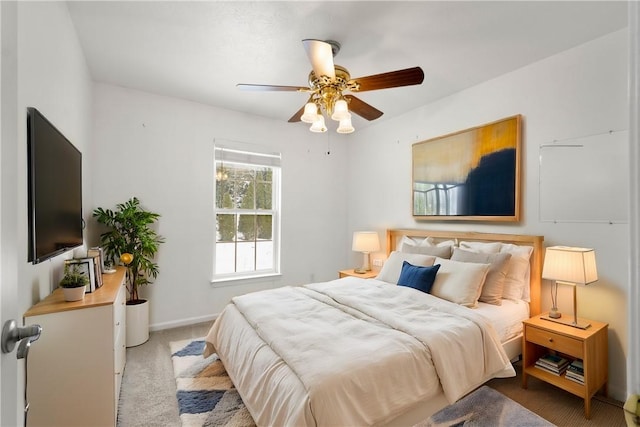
[59,264,89,301]
[92,197,165,347]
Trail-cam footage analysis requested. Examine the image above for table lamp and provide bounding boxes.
[542,246,598,329]
[352,231,380,273]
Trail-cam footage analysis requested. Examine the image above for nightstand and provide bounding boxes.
[338,269,378,279]
[522,313,608,419]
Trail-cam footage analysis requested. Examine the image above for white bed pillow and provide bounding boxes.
[375,251,436,284]
[459,241,502,254]
[398,236,456,255]
[450,248,511,305]
[429,258,491,308]
[401,243,452,258]
[459,241,533,301]
[499,244,533,301]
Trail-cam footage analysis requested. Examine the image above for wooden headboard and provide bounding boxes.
[386,229,544,316]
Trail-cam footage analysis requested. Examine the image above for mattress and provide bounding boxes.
[475,298,530,343]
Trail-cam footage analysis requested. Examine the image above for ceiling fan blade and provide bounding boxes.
[237,84,308,92]
[288,105,305,123]
[352,67,424,92]
[344,95,383,121]
[302,39,336,80]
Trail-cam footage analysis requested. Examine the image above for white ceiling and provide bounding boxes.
[67,1,628,131]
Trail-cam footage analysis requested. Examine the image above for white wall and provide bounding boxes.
[1,2,93,425]
[346,29,629,401]
[91,84,350,328]
[17,1,94,305]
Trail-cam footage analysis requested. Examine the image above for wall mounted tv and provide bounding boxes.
[27,107,83,264]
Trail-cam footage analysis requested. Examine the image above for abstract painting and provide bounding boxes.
[412,115,521,221]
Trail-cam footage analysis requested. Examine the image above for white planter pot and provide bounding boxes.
[62,286,86,302]
[126,299,149,347]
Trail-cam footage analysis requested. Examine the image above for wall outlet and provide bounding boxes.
[372,259,384,267]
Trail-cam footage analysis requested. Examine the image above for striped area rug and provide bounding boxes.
[170,338,255,427]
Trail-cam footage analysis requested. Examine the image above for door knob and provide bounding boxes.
[1,320,42,354]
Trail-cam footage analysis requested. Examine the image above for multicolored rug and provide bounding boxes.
[172,339,554,427]
[170,338,255,427]
[415,385,556,427]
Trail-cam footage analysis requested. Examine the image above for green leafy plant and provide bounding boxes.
[92,197,165,303]
[59,264,89,288]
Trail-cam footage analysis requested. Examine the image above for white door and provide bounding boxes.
[1,2,21,425]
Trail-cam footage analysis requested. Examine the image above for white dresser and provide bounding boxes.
[24,267,127,427]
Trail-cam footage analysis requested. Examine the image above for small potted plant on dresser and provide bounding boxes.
[92,197,165,347]
[59,264,89,302]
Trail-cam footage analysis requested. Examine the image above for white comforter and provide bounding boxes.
[204,277,515,426]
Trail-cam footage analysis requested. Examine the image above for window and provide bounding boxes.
[213,146,281,281]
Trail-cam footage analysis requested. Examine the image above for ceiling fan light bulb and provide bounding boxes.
[331,99,350,121]
[301,102,319,123]
[310,115,327,133]
[336,117,354,134]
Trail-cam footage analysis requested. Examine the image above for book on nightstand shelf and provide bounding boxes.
[565,359,585,384]
[535,353,570,375]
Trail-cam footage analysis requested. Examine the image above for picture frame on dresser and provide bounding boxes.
[412,115,522,222]
[65,258,96,293]
[88,246,105,270]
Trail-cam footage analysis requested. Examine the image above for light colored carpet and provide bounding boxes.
[117,322,212,427]
[487,361,626,427]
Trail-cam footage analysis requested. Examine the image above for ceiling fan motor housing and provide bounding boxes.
[308,65,360,115]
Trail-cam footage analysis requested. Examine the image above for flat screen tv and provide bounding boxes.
[27,107,83,264]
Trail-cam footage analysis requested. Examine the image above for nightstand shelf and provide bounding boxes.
[339,269,378,279]
[522,313,608,419]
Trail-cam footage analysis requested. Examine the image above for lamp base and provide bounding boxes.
[548,308,561,319]
[541,315,591,330]
[355,252,371,274]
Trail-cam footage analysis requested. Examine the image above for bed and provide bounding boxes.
[204,229,544,426]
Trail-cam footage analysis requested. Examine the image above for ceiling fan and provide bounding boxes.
[237,39,425,134]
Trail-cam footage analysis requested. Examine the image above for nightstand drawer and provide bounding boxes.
[525,325,583,358]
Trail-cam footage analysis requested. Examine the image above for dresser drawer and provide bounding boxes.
[525,325,583,358]
[114,324,126,402]
[114,285,125,323]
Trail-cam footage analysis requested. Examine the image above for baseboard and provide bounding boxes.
[150,313,218,331]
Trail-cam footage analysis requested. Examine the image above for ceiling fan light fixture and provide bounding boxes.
[336,116,355,134]
[309,115,327,133]
[301,102,319,123]
[238,39,424,134]
[331,99,351,121]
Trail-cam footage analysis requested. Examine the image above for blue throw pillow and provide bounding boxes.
[397,261,440,294]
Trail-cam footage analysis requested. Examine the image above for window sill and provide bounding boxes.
[210,272,282,288]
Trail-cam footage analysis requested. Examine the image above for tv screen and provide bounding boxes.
[27,107,83,264]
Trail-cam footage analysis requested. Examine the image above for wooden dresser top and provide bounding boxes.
[24,267,126,318]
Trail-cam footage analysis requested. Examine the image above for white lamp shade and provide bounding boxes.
[309,115,327,133]
[301,102,319,123]
[336,116,355,134]
[352,231,380,253]
[542,246,598,285]
[331,99,351,121]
